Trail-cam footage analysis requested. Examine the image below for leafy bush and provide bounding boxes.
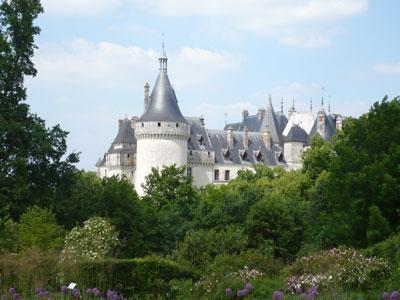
[60,256,197,298]
[62,217,119,261]
[174,226,248,269]
[18,206,65,251]
[0,249,59,296]
[284,248,391,292]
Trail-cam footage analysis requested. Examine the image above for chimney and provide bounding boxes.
[263,127,271,148]
[131,116,139,128]
[317,109,325,137]
[336,115,343,130]
[257,108,266,120]
[243,127,249,149]
[200,115,205,126]
[227,127,234,147]
[144,82,150,111]
[242,110,249,121]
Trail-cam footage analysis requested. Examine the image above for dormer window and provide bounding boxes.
[158,122,161,127]
[240,150,248,161]
[223,149,230,158]
[198,135,204,146]
[176,123,179,128]
[255,151,262,162]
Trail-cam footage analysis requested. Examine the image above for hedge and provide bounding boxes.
[60,255,198,298]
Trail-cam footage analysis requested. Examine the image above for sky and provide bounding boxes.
[25,0,400,171]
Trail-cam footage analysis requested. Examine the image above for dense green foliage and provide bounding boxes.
[0,0,79,221]
[17,206,64,251]
[1,0,400,298]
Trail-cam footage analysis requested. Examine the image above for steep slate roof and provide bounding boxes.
[284,124,308,143]
[224,101,283,145]
[283,111,314,136]
[112,118,135,145]
[276,112,288,135]
[97,118,136,167]
[139,72,187,123]
[206,129,281,166]
[308,110,336,143]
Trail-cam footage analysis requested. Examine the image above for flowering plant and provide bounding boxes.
[285,247,390,292]
[62,217,119,261]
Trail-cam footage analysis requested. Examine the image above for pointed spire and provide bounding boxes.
[268,94,272,104]
[328,95,331,113]
[159,34,168,73]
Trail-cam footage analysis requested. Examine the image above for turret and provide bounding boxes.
[243,127,249,149]
[227,127,234,147]
[317,98,326,137]
[263,127,271,149]
[144,82,150,111]
[135,43,190,196]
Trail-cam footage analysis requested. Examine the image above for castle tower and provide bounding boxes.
[317,97,326,137]
[134,44,190,196]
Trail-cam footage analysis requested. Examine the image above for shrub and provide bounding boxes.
[0,249,59,296]
[62,217,119,261]
[174,226,248,269]
[60,256,197,298]
[18,206,65,251]
[284,247,391,292]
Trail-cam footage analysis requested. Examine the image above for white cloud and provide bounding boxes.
[133,0,368,48]
[373,62,400,76]
[41,0,123,16]
[33,39,239,89]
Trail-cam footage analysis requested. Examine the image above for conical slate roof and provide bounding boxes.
[263,100,283,144]
[139,48,187,124]
[284,124,308,143]
[276,112,288,135]
[113,118,135,144]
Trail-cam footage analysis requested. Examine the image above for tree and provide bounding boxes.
[0,0,79,219]
[302,135,335,181]
[18,206,65,251]
[309,96,400,248]
[55,172,148,257]
[174,226,248,269]
[141,165,199,254]
[62,216,119,261]
[245,195,301,260]
[367,205,391,246]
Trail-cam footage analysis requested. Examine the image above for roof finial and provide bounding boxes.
[280,97,284,113]
[268,94,272,104]
[292,97,295,109]
[224,112,227,126]
[310,98,313,112]
[321,86,325,108]
[159,33,168,73]
[328,95,331,113]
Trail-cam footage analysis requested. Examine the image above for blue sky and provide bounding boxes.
[26,0,400,170]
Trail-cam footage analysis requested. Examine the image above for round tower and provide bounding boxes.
[134,44,190,196]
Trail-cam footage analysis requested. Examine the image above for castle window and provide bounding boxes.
[208,151,211,156]
[176,123,179,128]
[141,123,144,127]
[189,150,193,156]
[187,167,192,175]
[214,169,219,180]
[158,122,161,127]
[127,154,130,158]
[225,170,230,181]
